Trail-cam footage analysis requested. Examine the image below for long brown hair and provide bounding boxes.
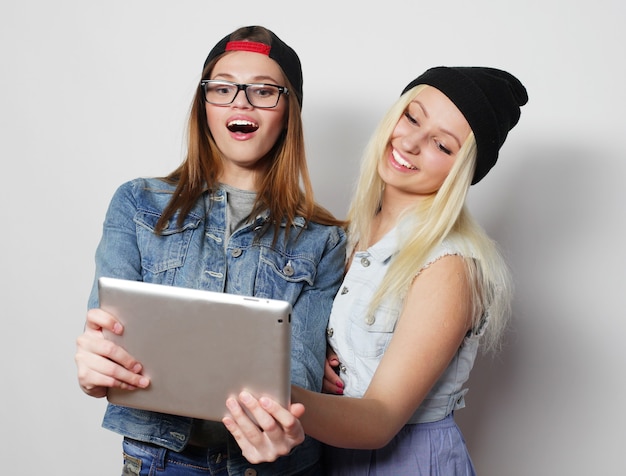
[155,26,344,238]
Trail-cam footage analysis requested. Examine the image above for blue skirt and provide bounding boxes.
[322,413,476,476]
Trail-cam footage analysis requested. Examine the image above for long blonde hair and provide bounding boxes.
[347,85,512,350]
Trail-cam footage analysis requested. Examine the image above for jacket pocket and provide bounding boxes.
[348,300,399,359]
[134,210,201,275]
[256,248,317,303]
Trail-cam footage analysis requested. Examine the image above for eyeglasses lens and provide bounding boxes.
[204,81,282,108]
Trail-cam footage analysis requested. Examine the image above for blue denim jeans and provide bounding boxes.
[121,437,323,476]
[122,438,228,475]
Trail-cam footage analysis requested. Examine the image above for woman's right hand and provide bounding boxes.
[75,308,149,398]
[223,391,306,464]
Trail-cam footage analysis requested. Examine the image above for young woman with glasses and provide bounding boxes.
[222,66,528,475]
[75,25,346,476]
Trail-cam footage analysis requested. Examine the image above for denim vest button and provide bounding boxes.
[231,248,243,258]
[283,264,294,276]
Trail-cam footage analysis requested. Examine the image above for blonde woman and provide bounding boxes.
[223,66,528,475]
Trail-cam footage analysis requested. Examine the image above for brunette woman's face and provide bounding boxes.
[205,51,288,184]
[378,85,471,199]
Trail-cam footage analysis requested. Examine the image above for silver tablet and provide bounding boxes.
[99,277,292,422]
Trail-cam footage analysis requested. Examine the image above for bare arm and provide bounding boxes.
[225,255,473,456]
[294,255,473,448]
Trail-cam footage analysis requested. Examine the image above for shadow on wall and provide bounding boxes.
[456,137,622,459]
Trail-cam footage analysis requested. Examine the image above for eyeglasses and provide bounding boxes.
[200,80,289,108]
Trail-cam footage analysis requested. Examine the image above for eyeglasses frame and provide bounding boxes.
[200,79,289,109]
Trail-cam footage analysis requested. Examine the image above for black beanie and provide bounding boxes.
[402,67,528,184]
[203,27,303,108]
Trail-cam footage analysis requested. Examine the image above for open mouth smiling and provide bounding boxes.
[392,149,418,170]
[227,119,259,134]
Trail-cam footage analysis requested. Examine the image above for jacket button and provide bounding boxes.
[326,327,334,337]
[231,248,243,258]
[360,256,370,267]
[365,315,375,325]
[340,286,349,295]
[244,470,257,476]
[283,264,294,276]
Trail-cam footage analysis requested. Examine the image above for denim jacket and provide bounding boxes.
[88,178,346,469]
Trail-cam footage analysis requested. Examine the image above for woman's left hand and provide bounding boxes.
[322,349,344,394]
[223,391,306,463]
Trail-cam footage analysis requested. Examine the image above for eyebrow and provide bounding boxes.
[211,73,283,85]
[414,100,463,148]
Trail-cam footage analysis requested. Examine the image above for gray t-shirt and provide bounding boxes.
[221,183,257,245]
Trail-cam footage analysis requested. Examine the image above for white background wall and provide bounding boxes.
[2,1,625,475]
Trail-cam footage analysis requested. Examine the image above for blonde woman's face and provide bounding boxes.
[205,51,288,186]
[378,86,471,199]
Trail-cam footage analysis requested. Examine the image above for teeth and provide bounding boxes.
[228,119,257,127]
[392,150,417,170]
[227,119,259,134]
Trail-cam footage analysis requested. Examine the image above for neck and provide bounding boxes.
[366,186,426,247]
[218,168,259,192]
[367,205,403,248]
[376,186,417,223]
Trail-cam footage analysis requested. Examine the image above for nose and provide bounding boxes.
[231,88,252,108]
[401,130,425,153]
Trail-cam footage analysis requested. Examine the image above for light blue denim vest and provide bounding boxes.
[327,226,482,424]
[88,178,346,469]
